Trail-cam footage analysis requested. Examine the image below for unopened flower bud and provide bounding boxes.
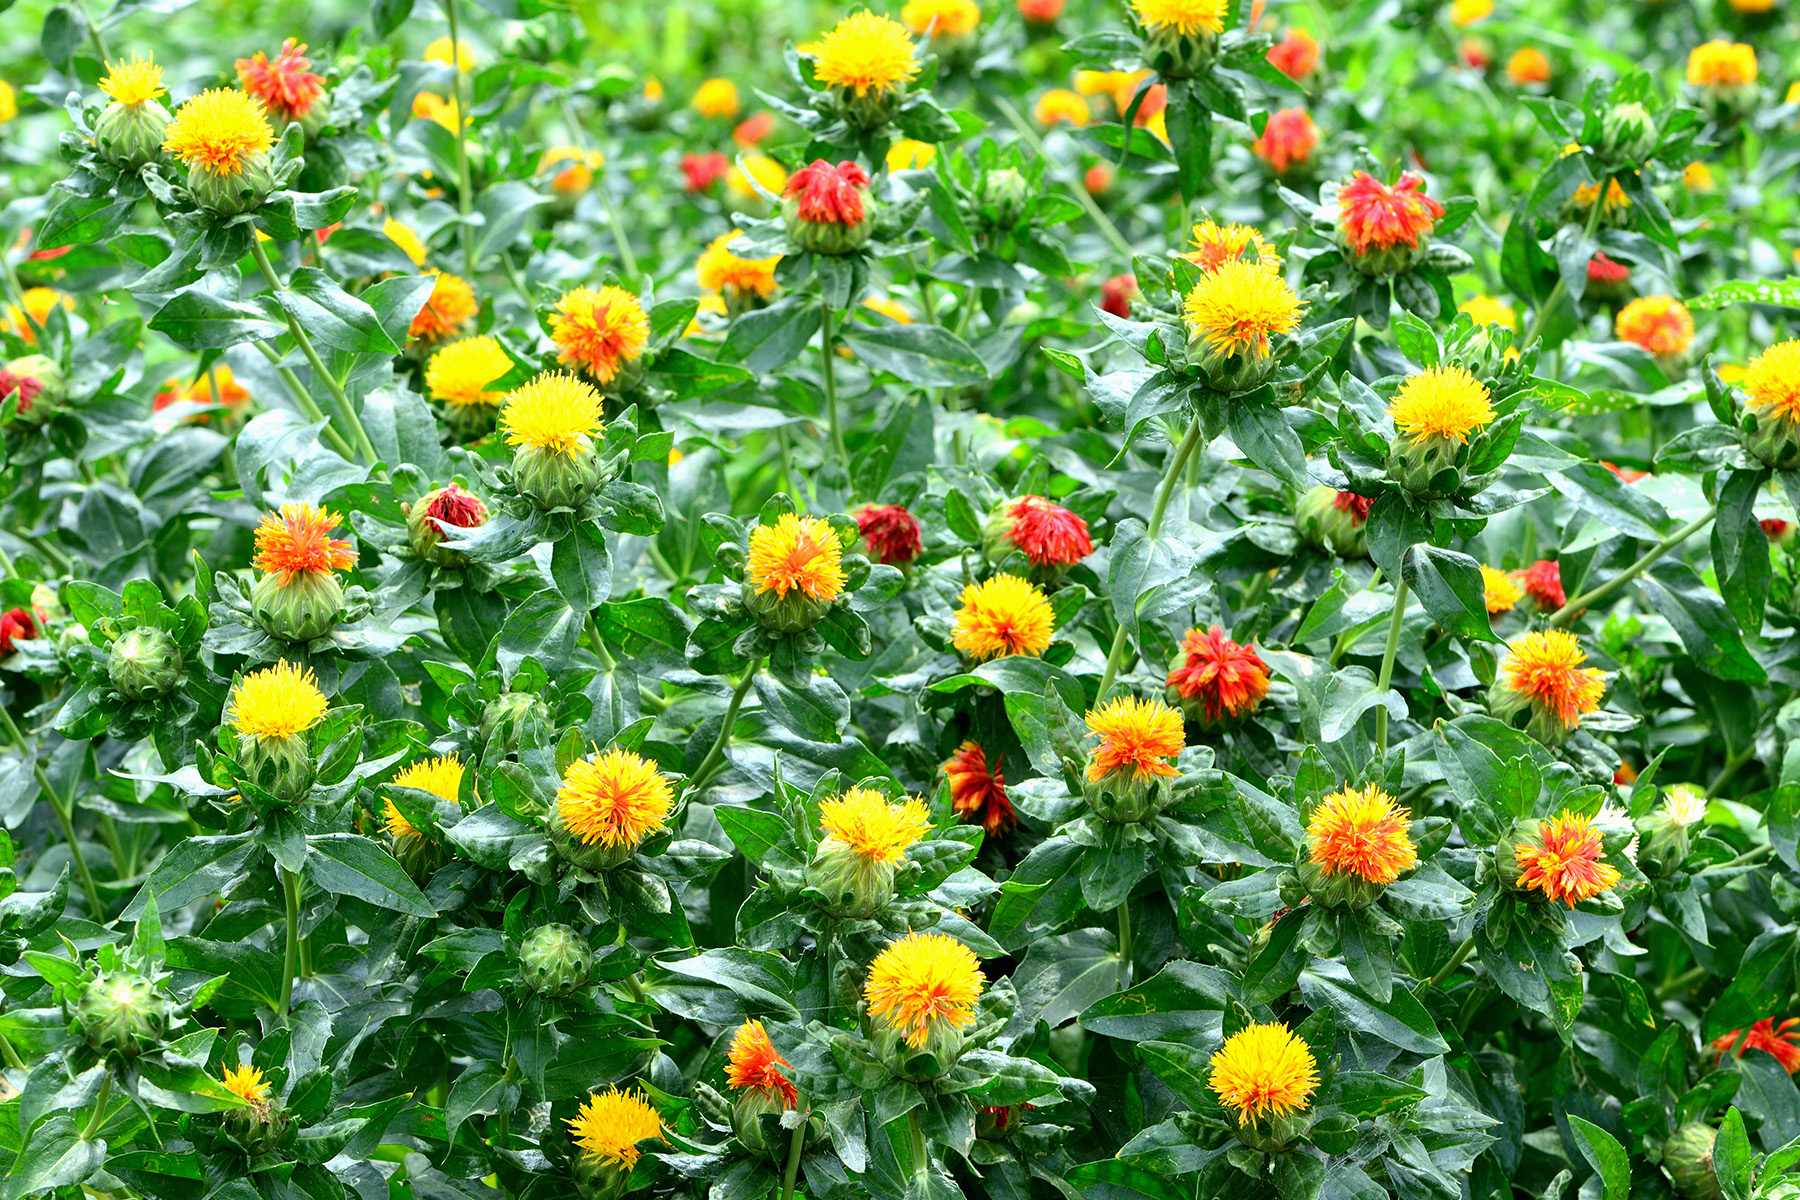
[96,96,173,168]
[1663,1123,1723,1200]
[1600,102,1656,162]
[2,355,67,426]
[108,626,184,698]
[74,970,173,1057]
[1635,783,1706,878]
[480,690,552,752]
[251,570,345,643]
[518,923,591,995]
[978,168,1032,233]
[1295,486,1373,557]
[406,484,489,567]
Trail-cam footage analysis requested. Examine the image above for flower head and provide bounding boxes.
[1713,1019,1800,1074]
[944,741,1015,836]
[1002,495,1092,566]
[1450,0,1490,24]
[385,755,464,840]
[0,608,34,656]
[551,286,650,384]
[785,160,872,225]
[162,88,275,176]
[1338,170,1444,254]
[864,932,984,1047]
[1267,28,1319,79]
[1482,564,1523,613]
[952,575,1055,660]
[681,151,731,192]
[820,787,932,865]
[1335,491,1374,523]
[254,503,355,585]
[1187,220,1281,273]
[1181,260,1304,360]
[8,288,72,343]
[228,661,329,739]
[902,0,982,36]
[1307,784,1417,884]
[1615,296,1694,358]
[500,372,604,455]
[236,39,326,124]
[557,748,674,850]
[1085,696,1185,782]
[99,53,165,106]
[221,1062,271,1104]
[567,1087,665,1169]
[811,12,921,96]
[1663,784,1709,828]
[384,217,429,267]
[1208,1023,1319,1125]
[540,146,604,195]
[1167,625,1270,722]
[1588,252,1631,285]
[409,271,478,342]
[425,37,476,71]
[1388,363,1495,443]
[1499,630,1607,729]
[862,296,912,323]
[1687,41,1757,87]
[693,77,740,118]
[747,513,847,601]
[728,153,790,201]
[855,504,923,565]
[1100,273,1138,318]
[1683,161,1715,192]
[696,231,781,299]
[1518,560,1565,609]
[1019,0,1064,20]
[1459,294,1517,330]
[426,336,512,409]
[727,1020,798,1105]
[1130,0,1227,35]
[412,92,460,132]
[1745,339,1800,422]
[1514,811,1621,905]
[734,111,776,146]
[1253,108,1318,174]
[1507,47,1551,84]
[1035,89,1091,127]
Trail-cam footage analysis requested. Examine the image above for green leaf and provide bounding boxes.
[1640,561,1765,684]
[149,287,287,350]
[1687,278,1800,310]
[304,833,436,916]
[1704,928,1794,1041]
[724,296,821,373]
[1567,1116,1629,1200]
[753,670,849,743]
[272,267,401,354]
[1403,544,1499,643]
[1297,964,1448,1054]
[836,323,988,387]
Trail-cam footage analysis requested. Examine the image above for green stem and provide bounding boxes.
[1374,578,1409,753]
[1655,964,1709,1000]
[81,1074,113,1141]
[1521,173,1609,352]
[1548,505,1718,627]
[249,239,382,469]
[991,95,1132,259]
[689,659,761,790]
[0,1030,23,1071]
[780,1112,807,1200]
[1116,898,1133,987]
[906,1108,929,1182]
[0,703,104,914]
[71,0,111,62]
[1095,419,1206,699]
[1704,843,1773,874]
[560,96,640,282]
[819,304,850,484]
[252,341,358,460]
[279,866,303,1021]
[1428,935,1475,989]
[626,972,649,1003]
[442,0,477,278]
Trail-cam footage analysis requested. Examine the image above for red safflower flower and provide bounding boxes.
[855,503,923,566]
[1459,38,1490,69]
[0,608,37,656]
[944,741,1016,836]
[1763,518,1795,545]
[1253,108,1318,175]
[1133,83,1167,125]
[1587,252,1632,285]
[1085,163,1114,195]
[27,244,72,263]
[1167,625,1270,723]
[1613,761,1638,785]
[1100,274,1138,318]
[1333,491,1374,524]
[1000,495,1092,566]
[1713,1018,1800,1074]
[733,111,776,146]
[784,160,871,225]
[236,38,326,124]
[1018,0,1064,20]
[681,151,731,193]
[1518,560,1565,609]
[0,368,43,416]
[1338,170,1445,255]
[1267,28,1319,80]
[725,1019,799,1106]
[1602,461,1649,483]
[425,484,489,531]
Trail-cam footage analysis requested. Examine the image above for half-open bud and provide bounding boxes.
[1295,485,1373,557]
[782,160,877,254]
[406,484,489,567]
[249,502,356,643]
[227,661,329,803]
[94,52,172,168]
[1,355,67,426]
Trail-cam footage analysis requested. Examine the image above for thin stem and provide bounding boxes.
[779,1113,807,1200]
[1548,505,1718,627]
[1655,964,1709,1000]
[991,95,1133,259]
[1703,843,1773,874]
[819,304,850,483]
[252,341,358,460]
[560,96,640,282]
[906,1108,929,1182]
[1428,935,1476,989]
[1707,746,1753,798]
[1374,578,1409,753]
[0,703,104,914]
[442,0,477,277]
[71,0,111,62]
[1521,174,1609,352]
[81,1074,113,1141]
[1116,898,1133,987]
[1095,420,1206,699]
[279,866,303,1021]
[689,659,762,790]
[249,239,383,468]
[0,1029,23,1071]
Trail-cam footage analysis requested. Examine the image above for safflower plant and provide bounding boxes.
[5,5,1800,1200]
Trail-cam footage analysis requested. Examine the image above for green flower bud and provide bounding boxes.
[59,623,90,652]
[107,626,185,698]
[1233,1108,1316,1153]
[1664,1123,1724,1200]
[94,97,173,168]
[1742,404,1800,471]
[1295,486,1373,557]
[730,1088,786,1155]
[512,440,604,510]
[570,1153,634,1200]
[1140,23,1219,79]
[480,690,552,752]
[1387,433,1466,497]
[1083,769,1174,824]
[831,84,905,131]
[867,1014,968,1082]
[978,168,1032,233]
[251,570,346,643]
[188,150,278,217]
[1635,784,1706,878]
[1600,102,1656,162]
[74,970,173,1058]
[805,839,899,918]
[519,923,591,995]
[236,729,316,802]
[3,355,69,426]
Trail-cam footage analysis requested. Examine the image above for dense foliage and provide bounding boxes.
[0,2,1798,1200]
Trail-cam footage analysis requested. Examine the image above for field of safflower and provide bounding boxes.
[0,0,1797,1196]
